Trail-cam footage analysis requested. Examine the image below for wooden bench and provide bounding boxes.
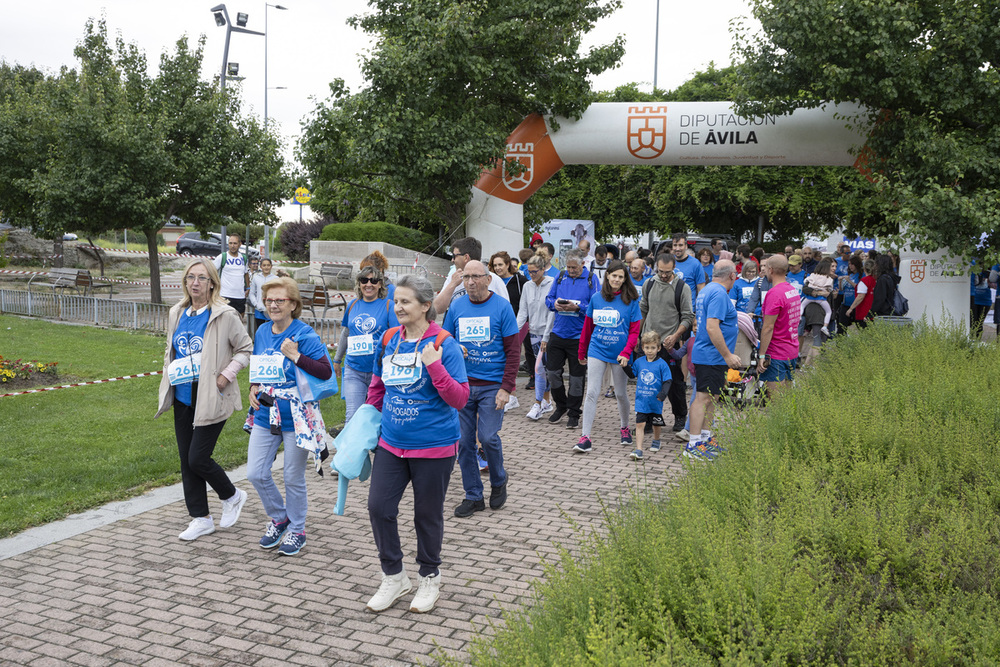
[319,262,354,291]
[27,268,114,299]
[300,283,346,319]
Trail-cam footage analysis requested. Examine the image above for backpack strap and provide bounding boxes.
[381,325,402,349]
[433,329,452,350]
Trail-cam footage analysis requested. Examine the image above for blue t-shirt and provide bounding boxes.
[585,292,642,363]
[786,269,806,297]
[374,329,468,449]
[692,282,738,365]
[630,274,647,288]
[171,307,211,407]
[673,255,705,298]
[701,262,715,284]
[730,277,760,315]
[843,272,861,304]
[252,319,328,431]
[972,272,992,305]
[545,266,560,279]
[442,293,518,383]
[341,297,399,373]
[835,257,851,295]
[632,355,671,414]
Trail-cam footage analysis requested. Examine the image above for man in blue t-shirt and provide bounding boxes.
[670,232,706,299]
[443,260,520,518]
[833,241,852,316]
[629,257,648,288]
[686,260,741,462]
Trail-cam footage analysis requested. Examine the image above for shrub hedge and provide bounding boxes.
[318,221,435,255]
[462,323,1000,665]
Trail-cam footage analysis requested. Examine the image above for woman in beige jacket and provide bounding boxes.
[156,258,253,541]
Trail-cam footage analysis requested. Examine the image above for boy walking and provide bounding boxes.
[629,331,672,460]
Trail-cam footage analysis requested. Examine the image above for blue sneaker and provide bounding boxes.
[649,440,661,452]
[573,436,592,453]
[259,518,290,549]
[620,427,633,445]
[477,449,489,473]
[628,449,643,460]
[703,436,727,454]
[278,531,306,556]
[683,442,717,462]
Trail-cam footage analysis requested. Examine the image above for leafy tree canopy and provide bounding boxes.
[733,0,1000,261]
[298,0,625,241]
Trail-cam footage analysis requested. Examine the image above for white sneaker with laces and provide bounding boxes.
[539,399,554,415]
[675,428,690,442]
[219,488,247,528]
[409,573,441,613]
[504,394,520,413]
[526,402,542,420]
[820,325,830,337]
[179,516,215,541]
[366,570,413,612]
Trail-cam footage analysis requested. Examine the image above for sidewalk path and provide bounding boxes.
[1,383,686,666]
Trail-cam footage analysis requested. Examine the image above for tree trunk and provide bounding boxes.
[145,228,163,304]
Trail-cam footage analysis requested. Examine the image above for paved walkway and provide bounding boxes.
[1,382,686,666]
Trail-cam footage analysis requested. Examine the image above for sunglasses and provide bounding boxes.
[358,276,381,285]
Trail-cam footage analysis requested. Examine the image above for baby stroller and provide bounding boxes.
[722,313,766,409]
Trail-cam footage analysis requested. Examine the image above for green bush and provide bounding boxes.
[460,323,1000,665]
[318,221,435,254]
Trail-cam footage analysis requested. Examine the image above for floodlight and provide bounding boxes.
[236,12,249,26]
[227,62,240,76]
[214,12,226,26]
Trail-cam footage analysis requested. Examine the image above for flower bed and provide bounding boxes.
[0,355,58,389]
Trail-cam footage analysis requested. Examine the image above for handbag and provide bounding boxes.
[331,404,382,515]
[293,330,339,402]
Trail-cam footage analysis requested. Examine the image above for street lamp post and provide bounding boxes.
[653,0,661,91]
[211,4,264,246]
[264,4,288,125]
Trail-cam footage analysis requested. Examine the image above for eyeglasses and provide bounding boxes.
[185,275,210,283]
[264,298,289,306]
[462,274,488,281]
[358,277,381,285]
[527,268,541,275]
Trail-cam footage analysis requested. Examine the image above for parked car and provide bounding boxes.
[650,234,738,259]
[175,231,259,259]
[62,232,78,241]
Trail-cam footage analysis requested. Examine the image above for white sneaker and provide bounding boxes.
[366,570,413,612]
[526,402,542,420]
[219,488,248,528]
[539,399,554,416]
[820,325,830,337]
[504,394,520,413]
[409,573,441,613]
[179,516,215,541]
[675,428,690,442]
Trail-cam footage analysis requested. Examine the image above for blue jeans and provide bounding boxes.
[343,365,372,424]
[457,383,507,501]
[247,425,309,533]
[760,358,795,383]
[530,335,548,403]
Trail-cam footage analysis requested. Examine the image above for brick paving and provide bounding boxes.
[1,381,686,666]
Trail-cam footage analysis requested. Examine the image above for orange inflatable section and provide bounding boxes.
[473,114,565,205]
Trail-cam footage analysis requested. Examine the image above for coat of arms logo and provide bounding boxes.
[627,105,668,159]
[502,142,534,192]
[910,259,926,284]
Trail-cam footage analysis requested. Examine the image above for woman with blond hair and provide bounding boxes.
[156,258,253,541]
[247,277,333,556]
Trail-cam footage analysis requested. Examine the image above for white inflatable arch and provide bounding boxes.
[466,101,871,253]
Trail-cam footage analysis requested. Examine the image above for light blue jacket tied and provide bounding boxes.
[330,404,381,515]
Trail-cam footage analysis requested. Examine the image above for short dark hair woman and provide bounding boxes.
[156,258,253,541]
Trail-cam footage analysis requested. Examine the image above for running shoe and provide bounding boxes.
[477,449,489,473]
[628,449,643,460]
[526,402,542,420]
[649,440,661,452]
[620,427,633,445]
[573,436,592,453]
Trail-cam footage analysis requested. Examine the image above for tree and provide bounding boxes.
[0,19,287,302]
[733,0,1000,261]
[298,0,625,240]
[526,66,884,244]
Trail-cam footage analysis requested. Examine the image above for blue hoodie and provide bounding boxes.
[545,269,599,339]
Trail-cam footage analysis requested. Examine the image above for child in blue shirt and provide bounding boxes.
[629,331,672,460]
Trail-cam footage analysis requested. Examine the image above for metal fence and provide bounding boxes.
[0,288,344,350]
[0,289,170,331]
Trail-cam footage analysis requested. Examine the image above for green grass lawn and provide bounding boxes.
[0,314,345,537]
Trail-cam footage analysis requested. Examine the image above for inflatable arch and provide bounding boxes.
[466,101,871,253]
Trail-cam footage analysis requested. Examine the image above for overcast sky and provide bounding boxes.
[0,0,759,221]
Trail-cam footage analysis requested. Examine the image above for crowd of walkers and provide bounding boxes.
[156,230,992,616]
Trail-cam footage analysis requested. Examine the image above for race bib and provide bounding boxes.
[383,352,423,386]
[759,290,768,304]
[346,334,374,356]
[249,353,286,384]
[593,309,620,328]
[168,353,201,386]
[458,316,490,343]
